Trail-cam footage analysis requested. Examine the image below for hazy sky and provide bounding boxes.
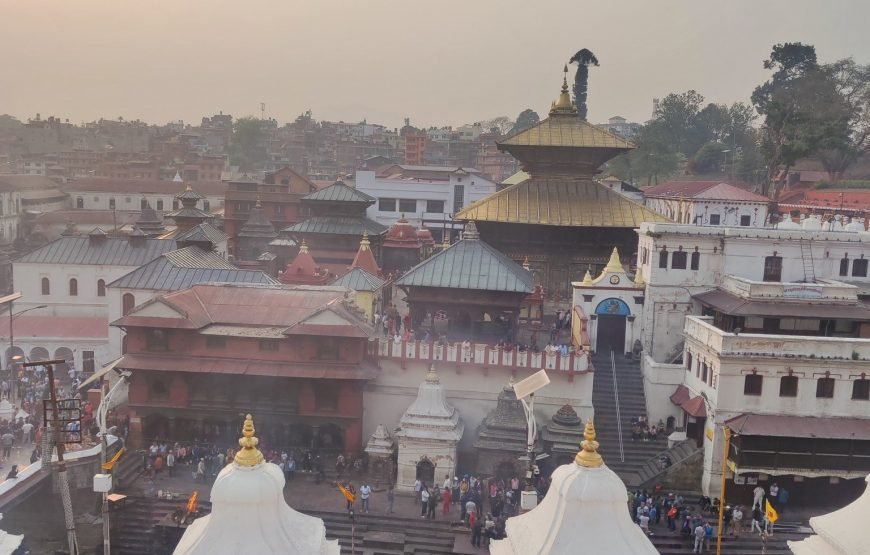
[2,0,869,129]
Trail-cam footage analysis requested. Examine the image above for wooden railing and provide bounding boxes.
[373,338,592,377]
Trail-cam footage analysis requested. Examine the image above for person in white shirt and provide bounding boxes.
[414,479,422,504]
[442,474,451,490]
[420,487,430,517]
[752,485,765,509]
[731,506,743,537]
[359,484,371,513]
[638,513,650,535]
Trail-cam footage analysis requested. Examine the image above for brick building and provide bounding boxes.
[113,283,377,453]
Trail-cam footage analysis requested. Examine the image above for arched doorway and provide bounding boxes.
[416,457,435,485]
[29,347,49,361]
[595,298,630,353]
[54,347,74,378]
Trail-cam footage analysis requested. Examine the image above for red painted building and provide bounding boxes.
[112,283,377,454]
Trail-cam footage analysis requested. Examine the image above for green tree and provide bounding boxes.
[815,58,870,181]
[229,116,268,171]
[652,90,706,155]
[751,42,839,197]
[509,109,540,135]
[691,142,730,174]
[570,49,599,120]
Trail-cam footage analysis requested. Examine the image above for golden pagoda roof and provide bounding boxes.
[455,177,670,228]
[500,113,634,150]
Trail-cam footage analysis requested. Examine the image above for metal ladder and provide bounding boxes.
[800,238,816,283]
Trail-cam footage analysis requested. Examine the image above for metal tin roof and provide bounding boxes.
[302,181,376,204]
[725,413,870,441]
[499,114,634,149]
[15,236,176,266]
[283,216,387,236]
[396,225,533,293]
[693,289,870,320]
[175,223,228,244]
[331,267,385,292]
[108,246,277,290]
[455,178,670,227]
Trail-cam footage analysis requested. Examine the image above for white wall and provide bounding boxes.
[646,198,768,228]
[70,190,223,213]
[364,359,593,454]
[356,170,496,230]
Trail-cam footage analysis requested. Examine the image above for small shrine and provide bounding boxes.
[789,473,869,555]
[364,424,396,486]
[395,366,463,492]
[382,215,422,274]
[279,241,332,285]
[489,420,658,555]
[541,404,584,467]
[166,184,212,233]
[173,414,339,555]
[474,381,534,480]
[331,234,386,319]
[235,199,277,262]
[136,200,166,237]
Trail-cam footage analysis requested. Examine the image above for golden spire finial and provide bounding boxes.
[185,183,193,191]
[255,195,262,209]
[581,269,594,285]
[441,231,450,249]
[426,364,439,384]
[522,256,531,272]
[360,231,370,251]
[603,247,625,274]
[550,64,577,116]
[634,269,646,287]
[575,419,603,468]
[299,239,309,254]
[234,414,264,467]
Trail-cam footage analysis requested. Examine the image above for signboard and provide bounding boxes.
[782,285,823,299]
[513,370,551,399]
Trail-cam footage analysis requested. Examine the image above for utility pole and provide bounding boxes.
[31,359,80,555]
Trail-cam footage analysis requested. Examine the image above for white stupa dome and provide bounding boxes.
[788,473,870,555]
[173,415,339,555]
[489,420,658,555]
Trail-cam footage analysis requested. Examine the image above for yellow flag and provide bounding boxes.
[338,484,356,503]
[765,499,779,523]
[101,447,125,471]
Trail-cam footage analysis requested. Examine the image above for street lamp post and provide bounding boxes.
[96,370,131,555]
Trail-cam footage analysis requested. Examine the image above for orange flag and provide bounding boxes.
[338,483,355,503]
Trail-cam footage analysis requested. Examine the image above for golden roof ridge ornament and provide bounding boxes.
[603,247,625,274]
[359,231,370,251]
[299,239,309,254]
[549,65,577,116]
[234,414,264,467]
[581,268,594,285]
[463,220,480,240]
[426,364,439,384]
[575,418,603,468]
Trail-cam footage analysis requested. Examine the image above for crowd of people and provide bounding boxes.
[630,414,665,442]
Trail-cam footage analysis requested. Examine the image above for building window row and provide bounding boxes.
[743,374,869,400]
[659,248,701,271]
[839,255,868,278]
[41,277,106,297]
[686,350,715,388]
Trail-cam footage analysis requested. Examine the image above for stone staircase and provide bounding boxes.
[111,496,459,555]
[635,439,702,489]
[591,352,668,486]
[648,528,806,554]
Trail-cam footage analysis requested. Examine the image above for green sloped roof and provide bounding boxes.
[303,181,376,204]
[283,216,387,236]
[331,267,385,292]
[396,226,534,293]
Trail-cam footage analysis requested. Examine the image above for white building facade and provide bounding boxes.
[355,167,497,240]
[643,181,770,228]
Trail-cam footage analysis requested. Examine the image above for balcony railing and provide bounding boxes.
[684,316,870,360]
[373,338,591,376]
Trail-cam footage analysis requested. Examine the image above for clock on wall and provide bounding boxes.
[609,275,620,285]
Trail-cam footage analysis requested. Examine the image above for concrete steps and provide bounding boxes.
[591,353,670,485]
[635,440,702,488]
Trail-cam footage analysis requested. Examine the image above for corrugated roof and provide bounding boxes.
[109,246,277,291]
[396,229,534,293]
[644,181,767,202]
[725,413,870,441]
[693,289,870,319]
[692,183,768,202]
[303,181,375,204]
[66,177,226,196]
[455,178,670,227]
[499,115,634,149]
[283,216,387,236]
[174,223,228,244]
[331,267,385,292]
[15,236,176,266]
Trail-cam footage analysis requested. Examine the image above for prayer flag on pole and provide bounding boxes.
[338,483,355,503]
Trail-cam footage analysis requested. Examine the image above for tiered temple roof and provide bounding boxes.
[279,241,331,285]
